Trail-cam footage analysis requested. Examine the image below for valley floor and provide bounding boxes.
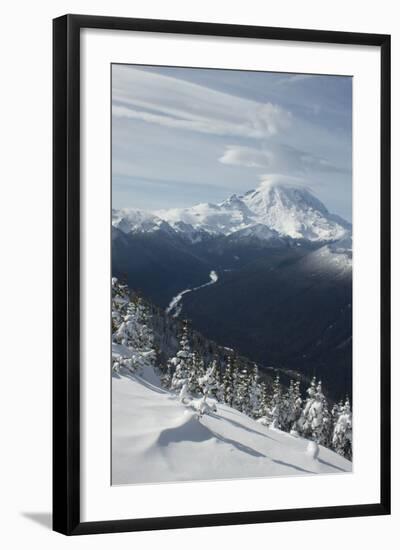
[112,365,352,485]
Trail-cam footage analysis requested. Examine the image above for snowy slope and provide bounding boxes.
[240,181,350,241]
[112,366,352,485]
[299,236,353,277]
[228,223,282,242]
[155,200,253,236]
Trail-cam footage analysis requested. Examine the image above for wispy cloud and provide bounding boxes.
[219,144,348,174]
[112,65,352,220]
[112,66,292,139]
[274,73,316,86]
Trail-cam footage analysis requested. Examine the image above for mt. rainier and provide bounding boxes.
[114,181,351,244]
[238,182,350,241]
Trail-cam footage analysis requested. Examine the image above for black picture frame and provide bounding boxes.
[53,14,391,536]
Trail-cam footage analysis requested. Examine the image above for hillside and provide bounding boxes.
[112,362,351,485]
[111,279,353,484]
[183,242,352,400]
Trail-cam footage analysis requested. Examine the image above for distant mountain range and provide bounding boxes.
[113,180,351,243]
[112,181,352,400]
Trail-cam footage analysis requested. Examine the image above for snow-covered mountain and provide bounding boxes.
[112,208,174,236]
[113,181,351,244]
[239,182,350,241]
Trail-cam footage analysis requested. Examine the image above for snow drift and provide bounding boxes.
[112,366,351,485]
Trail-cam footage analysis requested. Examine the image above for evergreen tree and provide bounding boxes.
[234,361,251,414]
[188,351,206,395]
[256,381,269,419]
[332,398,352,460]
[131,295,155,351]
[111,278,156,372]
[111,277,129,333]
[248,365,262,418]
[210,362,224,402]
[279,380,300,432]
[198,361,217,398]
[266,375,283,429]
[312,381,332,446]
[160,363,173,389]
[222,356,236,407]
[170,321,193,391]
[331,400,342,427]
[287,380,302,435]
[297,377,317,438]
[298,378,331,445]
[193,361,218,417]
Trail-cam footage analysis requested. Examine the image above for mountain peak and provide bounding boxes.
[249,179,327,211]
[241,180,348,241]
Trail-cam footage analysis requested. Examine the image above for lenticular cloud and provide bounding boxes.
[112,65,292,139]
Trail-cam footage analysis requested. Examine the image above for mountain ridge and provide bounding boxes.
[113,181,351,245]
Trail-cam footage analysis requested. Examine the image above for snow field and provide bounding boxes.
[112,366,351,485]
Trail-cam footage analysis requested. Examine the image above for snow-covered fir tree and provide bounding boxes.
[312,381,332,446]
[255,381,269,419]
[169,321,193,391]
[284,380,303,433]
[192,361,218,417]
[233,362,252,415]
[188,351,206,395]
[222,356,236,407]
[297,377,317,438]
[267,375,284,429]
[112,278,156,373]
[332,398,352,460]
[199,361,217,398]
[331,400,342,427]
[297,379,331,445]
[248,365,262,418]
[212,364,225,403]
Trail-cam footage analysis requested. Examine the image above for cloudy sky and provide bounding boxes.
[112,64,352,221]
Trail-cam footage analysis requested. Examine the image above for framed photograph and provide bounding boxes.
[53,14,391,535]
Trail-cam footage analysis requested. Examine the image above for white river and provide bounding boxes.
[166,270,218,318]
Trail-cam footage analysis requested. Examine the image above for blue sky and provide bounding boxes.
[112,64,352,221]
